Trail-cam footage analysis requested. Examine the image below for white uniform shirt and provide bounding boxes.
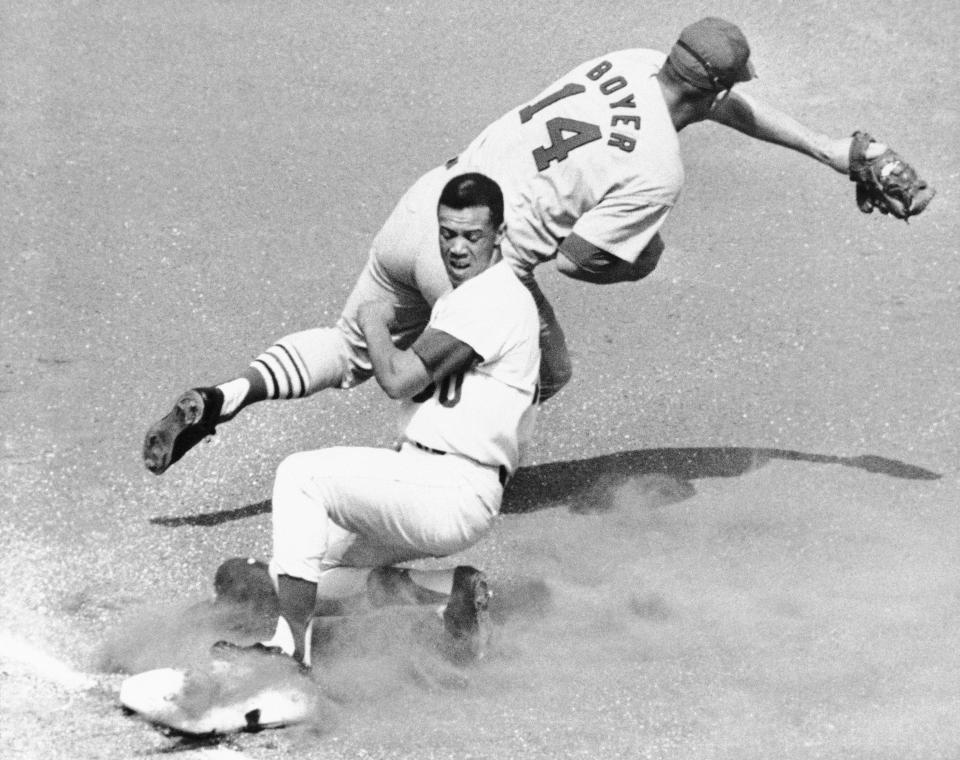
[399,260,540,473]
[458,49,683,270]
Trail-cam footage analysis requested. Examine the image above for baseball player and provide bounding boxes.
[144,16,933,476]
[214,173,540,667]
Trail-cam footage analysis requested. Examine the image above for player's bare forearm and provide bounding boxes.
[411,328,478,384]
[709,91,864,174]
[357,302,430,400]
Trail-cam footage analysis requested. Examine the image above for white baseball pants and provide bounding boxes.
[268,443,502,598]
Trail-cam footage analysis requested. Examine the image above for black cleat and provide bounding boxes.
[440,565,492,664]
[143,387,224,474]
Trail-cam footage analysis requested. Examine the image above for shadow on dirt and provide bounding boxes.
[502,447,940,514]
[150,446,941,527]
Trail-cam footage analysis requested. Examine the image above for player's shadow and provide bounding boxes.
[150,446,940,526]
[502,447,939,514]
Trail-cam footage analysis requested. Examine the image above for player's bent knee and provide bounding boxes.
[538,377,570,404]
[538,359,572,403]
[271,451,323,511]
[274,451,310,481]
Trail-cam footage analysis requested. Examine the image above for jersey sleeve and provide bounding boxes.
[571,197,672,264]
[427,267,514,363]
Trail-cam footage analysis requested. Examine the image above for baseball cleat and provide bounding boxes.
[440,565,492,664]
[143,387,224,475]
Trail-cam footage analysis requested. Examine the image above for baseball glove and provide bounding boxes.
[849,131,935,221]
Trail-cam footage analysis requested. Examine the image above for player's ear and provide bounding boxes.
[494,221,506,246]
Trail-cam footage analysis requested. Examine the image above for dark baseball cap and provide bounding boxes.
[668,17,756,91]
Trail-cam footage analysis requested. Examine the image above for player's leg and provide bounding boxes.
[362,562,491,660]
[318,445,498,660]
[143,166,451,476]
[142,325,361,474]
[515,233,663,405]
[517,272,573,403]
[261,445,500,663]
[242,169,454,407]
[381,564,493,663]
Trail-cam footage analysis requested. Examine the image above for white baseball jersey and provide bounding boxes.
[459,48,683,270]
[399,260,540,473]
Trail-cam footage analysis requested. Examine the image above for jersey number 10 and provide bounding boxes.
[412,372,465,408]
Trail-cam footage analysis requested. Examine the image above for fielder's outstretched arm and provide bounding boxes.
[707,90,884,174]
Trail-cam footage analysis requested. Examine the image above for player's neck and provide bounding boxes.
[657,77,711,132]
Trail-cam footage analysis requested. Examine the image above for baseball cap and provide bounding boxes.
[667,17,756,92]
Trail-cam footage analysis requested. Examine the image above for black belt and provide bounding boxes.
[411,440,447,456]
[410,441,508,487]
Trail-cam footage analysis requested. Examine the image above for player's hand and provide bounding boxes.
[824,136,888,174]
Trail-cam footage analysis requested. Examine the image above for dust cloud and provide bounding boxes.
[42,464,960,757]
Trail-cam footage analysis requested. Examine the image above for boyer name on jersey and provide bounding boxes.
[518,58,643,172]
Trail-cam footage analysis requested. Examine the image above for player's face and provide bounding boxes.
[437,205,504,288]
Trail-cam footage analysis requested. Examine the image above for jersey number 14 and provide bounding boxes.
[519,84,601,171]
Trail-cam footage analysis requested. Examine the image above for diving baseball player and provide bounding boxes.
[214,173,540,667]
[144,16,933,476]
